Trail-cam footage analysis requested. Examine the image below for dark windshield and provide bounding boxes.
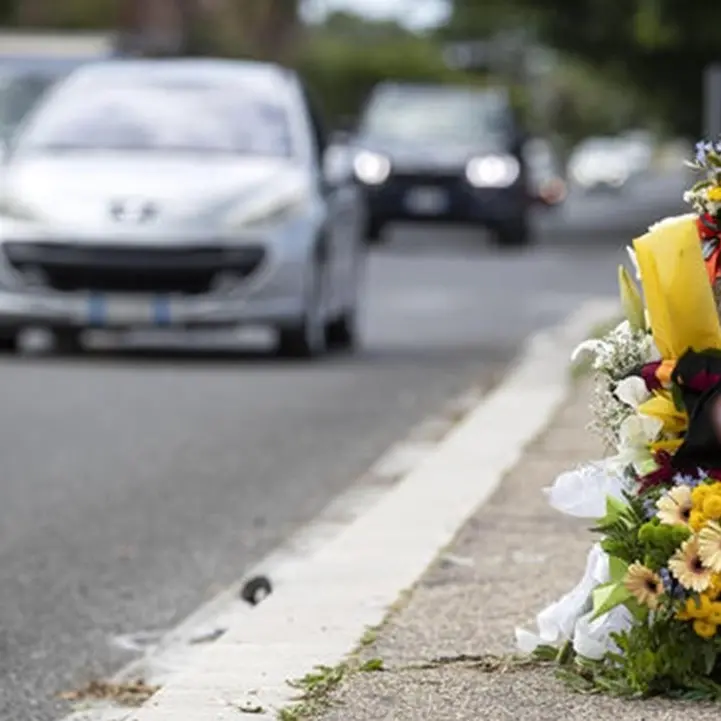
[359,87,511,145]
[17,75,293,157]
[0,68,65,141]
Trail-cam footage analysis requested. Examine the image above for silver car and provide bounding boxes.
[0,59,366,357]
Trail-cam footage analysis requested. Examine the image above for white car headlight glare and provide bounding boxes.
[353,151,391,185]
[466,155,520,188]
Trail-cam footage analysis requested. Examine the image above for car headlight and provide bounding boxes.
[465,155,520,188]
[353,150,391,185]
[0,194,39,222]
[224,189,309,232]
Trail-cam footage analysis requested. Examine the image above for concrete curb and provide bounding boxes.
[99,298,620,721]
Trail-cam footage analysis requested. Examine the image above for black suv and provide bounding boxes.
[348,82,533,247]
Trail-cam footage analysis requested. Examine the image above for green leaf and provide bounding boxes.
[609,556,629,583]
[618,265,646,332]
[596,496,631,529]
[531,644,561,662]
[671,382,685,412]
[591,581,633,620]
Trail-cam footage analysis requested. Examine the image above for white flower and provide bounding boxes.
[571,338,607,363]
[613,413,663,472]
[545,461,630,519]
[614,376,651,409]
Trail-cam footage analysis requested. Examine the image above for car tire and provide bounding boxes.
[365,217,385,245]
[493,215,533,249]
[326,308,358,351]
[0,331,20,354]
[55,329,84,356]
[276,263,327,359]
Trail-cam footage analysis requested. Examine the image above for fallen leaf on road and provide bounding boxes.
[58,679,159,707]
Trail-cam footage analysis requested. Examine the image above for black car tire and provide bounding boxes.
[493,215,533,249]
[0,331,20,354]
[326,308,358,351]
[276,264,327,359]
[365,217,385,245]
[55,329,84,356]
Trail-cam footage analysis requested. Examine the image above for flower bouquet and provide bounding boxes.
[516,140,721,700]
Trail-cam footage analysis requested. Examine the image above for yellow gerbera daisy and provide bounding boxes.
[656,485,693,526]
[699,522,721,573]
[708,186,721,202]
[624,563,663,609]
[669,537,712,592]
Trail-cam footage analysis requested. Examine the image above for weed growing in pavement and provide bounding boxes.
[278,663,349,720]
[359,626,378,646]
[398,652,553,674]
[278,657,385,720]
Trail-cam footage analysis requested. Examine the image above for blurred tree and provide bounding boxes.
[442,0,721,137]
[214,0,301,63]
[318,10,410,40]
[0,0,16,23]
[13,0,117,28]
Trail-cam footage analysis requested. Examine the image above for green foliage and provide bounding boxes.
[552,616,721,700]
[443,0,721,136]
[0,0,16,24]
[638,519,691,570]
[295,35,487,124]
[594,494,645,564]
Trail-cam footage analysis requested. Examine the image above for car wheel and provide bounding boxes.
[55,329,84,356]
[493,215,533,249]
[326,251,364,352]
[326,308,358,351]
[277,263,327,359]
[0,331,20,354]
[365,217,385,245]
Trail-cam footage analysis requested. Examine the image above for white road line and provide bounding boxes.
[59,297,620,721]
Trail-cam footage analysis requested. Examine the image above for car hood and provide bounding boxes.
[1,153,305,231]
[354,135,508,172]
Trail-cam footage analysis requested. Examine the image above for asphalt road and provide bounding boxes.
[0,168,689,720]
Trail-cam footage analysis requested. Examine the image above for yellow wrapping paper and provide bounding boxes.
[633,215,721,359]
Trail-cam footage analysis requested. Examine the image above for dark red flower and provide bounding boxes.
[638,451,676,493]
[639,361,663,392]
[680,369,721,393]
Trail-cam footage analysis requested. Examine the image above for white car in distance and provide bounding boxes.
[0,58,366,358]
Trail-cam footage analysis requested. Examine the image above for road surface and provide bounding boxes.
[0,170,689,720]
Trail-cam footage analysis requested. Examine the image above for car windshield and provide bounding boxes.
[0,67,65,142]
[360,87,511,145]
[16,73,293,157]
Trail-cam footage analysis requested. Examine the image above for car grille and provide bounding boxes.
[3,242,266,295]
[388,171,465,192]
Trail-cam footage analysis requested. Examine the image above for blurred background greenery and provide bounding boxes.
[0,0,715,150]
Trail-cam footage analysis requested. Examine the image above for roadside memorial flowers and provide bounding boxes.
[516,139,721,699]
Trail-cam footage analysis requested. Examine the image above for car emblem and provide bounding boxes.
[110,198,158,223]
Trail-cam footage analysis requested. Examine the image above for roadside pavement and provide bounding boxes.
[309,381,721,721]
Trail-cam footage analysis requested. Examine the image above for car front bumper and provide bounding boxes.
[0,237,309,330]
[363,172,528,226]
